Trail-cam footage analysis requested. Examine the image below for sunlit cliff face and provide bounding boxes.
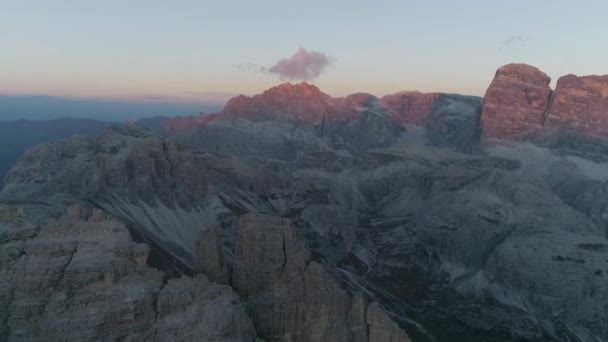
[482,64,608,141]
[164,82,444,132]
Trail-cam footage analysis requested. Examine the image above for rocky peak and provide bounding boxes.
[262,81,328,98]
[217,82,332,124]
[481,63,608,143]
[544,73,608,136]
[494,63,551,87]
[481,63,553,140]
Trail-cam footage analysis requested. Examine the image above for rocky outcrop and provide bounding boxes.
[153,274,258,341]
[481,64,608,154]
[380,91,440,127]
[195,224,229,284]
[0,205,258,341]
[425,94,483,153]
[481,63,552,140]
[231,213,411,342]
[544,74,608,136]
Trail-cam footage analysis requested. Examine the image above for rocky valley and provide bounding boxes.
[2,63,608,342]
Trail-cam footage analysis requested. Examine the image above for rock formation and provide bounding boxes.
[380,91,440,127]
[481,63,552,140]
[231,213,411,342]
[153,274,258,341]
[425,94,482,153]
[195,224,229,284]
[0,205,259,341]
[544,74,608,136]
[481,63,608,153]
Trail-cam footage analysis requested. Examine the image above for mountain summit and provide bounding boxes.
[165,82,442,132]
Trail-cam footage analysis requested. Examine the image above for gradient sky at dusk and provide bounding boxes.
[2,0,607,106]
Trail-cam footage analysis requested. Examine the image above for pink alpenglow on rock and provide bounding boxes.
[544,74,608,136]
[481,63,552,140]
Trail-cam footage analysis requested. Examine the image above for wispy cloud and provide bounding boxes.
[237,48,334,81]
[499,34,529,51]
[234,62,265,74]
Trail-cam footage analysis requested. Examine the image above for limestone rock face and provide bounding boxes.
[480,64,608,150]
[231,213,411,342]
[380,91,440,127]
[0,205,259,341]
[481,64,552,140]
[195,224,229,284]
[232,214,309,298]
[425,94,483,153]
[545,74,608,136]
[154,274,258,341]
[365,303,410,342]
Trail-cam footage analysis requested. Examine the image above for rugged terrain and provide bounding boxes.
[0,118,111,189]
[1,63,608,341]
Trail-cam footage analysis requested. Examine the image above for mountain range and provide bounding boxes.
[0,94,220,121]
[1,63,608,341]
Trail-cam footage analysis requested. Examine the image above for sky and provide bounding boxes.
[2,0,608,116]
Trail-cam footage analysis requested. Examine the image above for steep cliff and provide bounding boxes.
[481,64,552,140]
[544,74,608,136]
[0,205,259,341]
[481,64,608,153]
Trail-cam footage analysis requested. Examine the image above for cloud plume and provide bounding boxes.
[266,48,333,81]
[237,48,333,81]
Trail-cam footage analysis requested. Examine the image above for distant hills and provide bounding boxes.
[0,94,220,121]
